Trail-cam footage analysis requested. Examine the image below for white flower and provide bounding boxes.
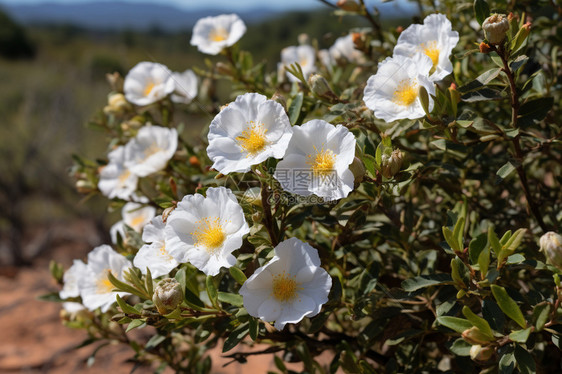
[124,125,178,177]
[98,145,138,200]
[110,202,156,244]
[60,259,87,300]
[363,53,435,122]
[329,34,365,65]
[318,49,334,69]
[165,187,250,276]
[133,216,179,278]
[79,245,132,312]
[274,119,356,201]
[393,13,459,82]
[170,69,198,104]
[123,62,175,106]
[207,93,293,174]
[281,45,316,82]
[239,237,332,330]
[190,14,247,55]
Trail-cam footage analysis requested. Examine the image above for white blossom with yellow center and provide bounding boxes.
[207,93,293,174]
[393,13,459,82]
[165,187,250,276]
[133,215,179,278]
[239,238,332,330]
[274,119,356,201]
[280,45,316,82]
[59,259,87,313]
[363,53,435,122]
[124,125,178,177]
[190,14,247,55]
[98,145,139,201]
[123,62,175,106]
[78,245,131,312]
[110,202,156,245]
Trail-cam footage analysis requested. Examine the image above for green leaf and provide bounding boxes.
[436,316,473,333]
[514,345,536,374]
[419,85,430,116]
[518,97,554,128]
[288,92,304,126]
[363,154,377,177]
[488,227,502,256]
[495,162,517,184]
[483,299,506,331]
[145,268,153,298]
[443,226,461,252]
[249,317,259,341]
[510,55,528,73]
[37,292,64,303]
[145,334,166,350]
[504,228,526,253]
[469,233,488,265]
[205,275,220,310]
[223,322,250,352]
[531,302,551,331]
[499,352,516,374]
[462,306,494,338]
[458,68,500,94]
[474,0,490,24]
[126,319,146,332]
[509,327,532,343]
[490,285,526,328]
[478,246,491,280]
[116,294,139,315]
[461,87,504,102]
[448,338,472,356]
[217,292,243,307]
[401,273,453,292]
[108,271,146,299]
[451,257,469,288]
[228,267,247,286]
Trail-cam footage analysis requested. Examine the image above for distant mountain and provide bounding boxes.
[0,1,279,31]
[0,1,416,31]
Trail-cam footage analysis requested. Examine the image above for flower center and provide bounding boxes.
[129,215,146,231]
[272,272,300,302]
[421,41,440,67]
[191,217,226,254]
[307,146,336,176]
[392,79,418,106]
[96,270,114,294]
[236,122,268,156]
[144,82,155,97]
[209,27,228,42]
[143,142,162,159]
[118,170,131,186]
[157,244,175,261]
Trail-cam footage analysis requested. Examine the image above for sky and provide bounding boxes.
[0,0,323,11]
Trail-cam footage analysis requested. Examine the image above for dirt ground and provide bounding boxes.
[0,220,332,373]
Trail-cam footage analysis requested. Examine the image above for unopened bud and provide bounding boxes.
[271,92,287,109]
[479,42,492,54]
[469,344,494,361]
[349,156,366,185]
[336,0,360,12]
[189,155,200,167]
[540,232,562,270]
[381,149,403,179]
[76,179,94,194]
[243,187,263,207]
[252,211,263,223]
[351,32,366,50]
[298,33,310,46]
[396,26,404,34]
[104,93,131,115]
[482,14,510,45]
[153,278,183,315]
[215,62,233,76]
[507,12,515,22]
[462,327,493,345]
[106,72,124,92]
[308,74,337,102]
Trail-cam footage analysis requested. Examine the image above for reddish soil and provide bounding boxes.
[0,220,332,373]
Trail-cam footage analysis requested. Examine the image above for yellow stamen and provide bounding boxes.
[96,270,114,294]
[421,41,440,67]
[272,271,300,302]
[118,170,131,186]
[144,82,155,97]
[143,142,162,159]
[191,217,226,254]
[307,146,336,176]
[129,215,146,230]
[392,79,418,106]
[236,122,268,156]
[157,244,175,261]
[209,27,228,42]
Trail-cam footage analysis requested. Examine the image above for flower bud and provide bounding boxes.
[271,92,287,109]
[298,33,310,46]
[103,93,130,115]
[381,149,403,179]
[153,278,183,315]
[462,327,493,345]
[189,155,201,167]
[540,231,562,270]
[106,72,123,92]
[479,42,492,54]
[482,14,510,45]
[337,0,360,12]
[351,32,366,51]
[76,179,94,194]
[469,344,494,361]
[243,187,263,207]
[349,156,366,185]
[308,74,337,103]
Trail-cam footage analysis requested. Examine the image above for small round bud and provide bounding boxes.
[243,187,263,207]
[381,149,403,179]
[469,344,494,361]
[482,14,510,45]
[153,278,183,315]
[103,93,130,115]
[308,74,337,102]
[351,32,366,50]
[540,232,562,270]
[106,72,124,92]
[337,0,360,12]
[349,156,366,185]
[298,33,311,46]
[76,179,94,194]
[189,155,201,167]
[462,327,493,345]
[479,42,492,54]
[396,26,404,34]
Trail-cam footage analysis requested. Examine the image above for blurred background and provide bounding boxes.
[0,0,414,372]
